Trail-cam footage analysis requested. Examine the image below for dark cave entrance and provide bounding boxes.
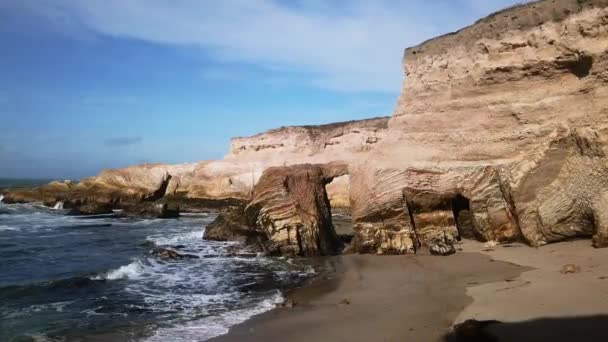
[566,54,593,78]
[451,194,476,240]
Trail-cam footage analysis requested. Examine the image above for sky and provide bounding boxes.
[0,0,524,179]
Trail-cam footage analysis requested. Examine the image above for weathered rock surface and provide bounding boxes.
[3,118,387,217]
[203,204,266,246]
[242,163,346,256]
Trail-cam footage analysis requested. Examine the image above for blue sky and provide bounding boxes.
[0,0,523,179]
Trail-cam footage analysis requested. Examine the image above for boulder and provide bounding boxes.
[151,247,199,259]
[203,205,266,248]
[244,163,346,256]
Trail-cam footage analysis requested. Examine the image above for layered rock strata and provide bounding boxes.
[2,118,388,216]
[205,164,346,256]
[351,0,608,253]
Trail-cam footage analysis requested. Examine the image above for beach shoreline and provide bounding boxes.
[210,249,527,342]
[211,239,608,342]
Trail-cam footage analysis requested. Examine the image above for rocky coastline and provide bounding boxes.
[4,0,608,257]
[4,0,608,339]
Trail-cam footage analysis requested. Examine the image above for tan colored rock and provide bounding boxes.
[245,163,347,256]
[351,0,608,253]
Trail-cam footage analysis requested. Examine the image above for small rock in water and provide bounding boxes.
[560,264,581,274]
[151,247,199,260]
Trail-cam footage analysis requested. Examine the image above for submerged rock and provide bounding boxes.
[69,203,114,216]
[151,247,199,260]
[122,202,180,219]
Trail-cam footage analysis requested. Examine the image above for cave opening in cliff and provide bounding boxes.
[567,55,593,78]
[451,194,476,240]
[325,175,353,244]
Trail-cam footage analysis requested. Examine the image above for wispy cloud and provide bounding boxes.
[104,137,142,147]
[3,0,524,93]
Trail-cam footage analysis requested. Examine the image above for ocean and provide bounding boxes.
[0,186,324,341]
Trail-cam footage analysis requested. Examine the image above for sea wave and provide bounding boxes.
[144,291,284,342]
[147,230,204,247]
[93,260,145,280]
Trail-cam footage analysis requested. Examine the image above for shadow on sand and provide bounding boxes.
[444,315,608,341]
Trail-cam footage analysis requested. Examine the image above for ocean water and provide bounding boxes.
[0,200,323,341]
[0,178,55,189]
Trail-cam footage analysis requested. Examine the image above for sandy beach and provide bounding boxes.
[212,239,608,341]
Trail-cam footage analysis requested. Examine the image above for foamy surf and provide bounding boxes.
[93,260,145,280]
[52,201,64,210]
[144,291,284,342]
[2,206,320,342]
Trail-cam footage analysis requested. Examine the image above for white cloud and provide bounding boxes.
[5,0,525,93]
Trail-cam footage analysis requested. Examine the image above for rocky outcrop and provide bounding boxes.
[203,204,266,246]
[3,118,388,217]
[204,163,347,256]
[350,0,608,254]
[244,163,347,256]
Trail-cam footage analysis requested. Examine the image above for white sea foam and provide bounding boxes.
[147,230,204,246]
[0,225,19,231]
[144,291,284,342]
[52,201,64,210]
[93,260,145,280]
[0,194,4,202]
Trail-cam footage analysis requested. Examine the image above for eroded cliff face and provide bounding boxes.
[169,117,387,205]
[351,0,608,253]
[2,118,387,215]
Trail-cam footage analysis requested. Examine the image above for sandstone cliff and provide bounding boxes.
[2,117,388,214]
[351,0,608,253]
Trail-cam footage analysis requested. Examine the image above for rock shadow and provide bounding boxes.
[444,315,608,341]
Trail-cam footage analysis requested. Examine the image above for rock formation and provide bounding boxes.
[244,163,346,256]
[205,163,346,256]
[351,0,608,253]
[2,117,387,216]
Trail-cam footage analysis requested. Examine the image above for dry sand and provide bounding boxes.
[211,239,608,341]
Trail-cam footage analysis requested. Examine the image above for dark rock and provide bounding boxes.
[122,202,180,219]
[151,247,199,260]
[69,202,114,216]
[444,319,501,342]
[204,205,260,242]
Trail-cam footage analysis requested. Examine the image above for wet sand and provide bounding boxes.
[210,252,526,342]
